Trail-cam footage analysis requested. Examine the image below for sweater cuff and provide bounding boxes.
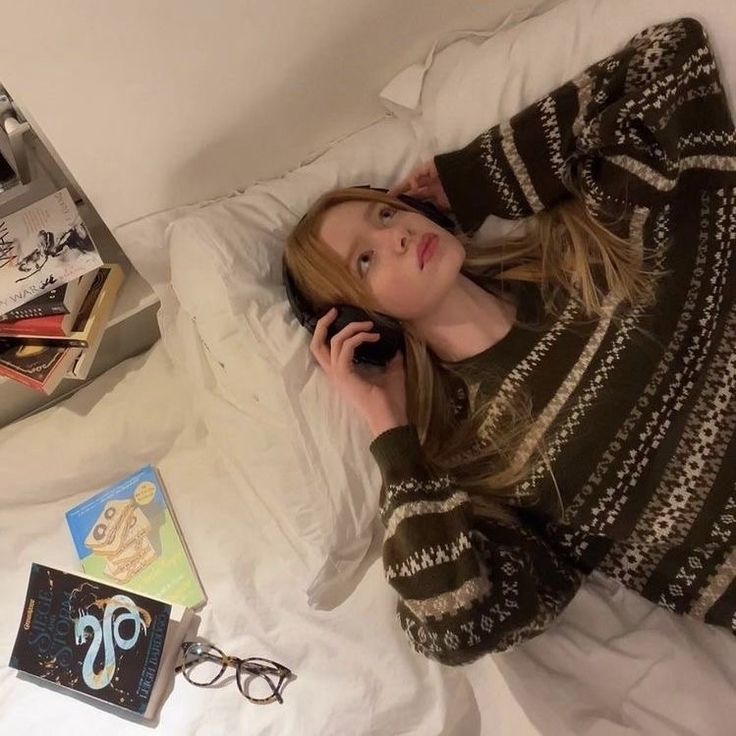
[434,136,499,235]
[369,424,429,483]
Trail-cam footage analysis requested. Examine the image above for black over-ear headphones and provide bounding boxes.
[283,185,457,367]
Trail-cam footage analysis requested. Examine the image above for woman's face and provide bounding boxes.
[318,200,465,320]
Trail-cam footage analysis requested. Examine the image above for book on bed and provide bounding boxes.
[9,563,193,721]
[65,466,206,610]
[0,188,102,318]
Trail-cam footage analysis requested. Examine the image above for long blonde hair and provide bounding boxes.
[285,186,668,523]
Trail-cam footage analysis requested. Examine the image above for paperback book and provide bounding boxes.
[0,339,79,394]
[66,466,206,609]
[0,268,98,337]
[0,263,123,347]
[9,563,193,721]
[0,275,91,321]
[0,188,102,316]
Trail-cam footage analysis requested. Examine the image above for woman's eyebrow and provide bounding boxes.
[345,202,379,265]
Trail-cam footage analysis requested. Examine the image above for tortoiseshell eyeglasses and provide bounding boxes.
[175,641,294,704]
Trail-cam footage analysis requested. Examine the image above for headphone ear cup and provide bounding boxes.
[328,305,404,367]
[283,258,318,332]
[283,259,403,367]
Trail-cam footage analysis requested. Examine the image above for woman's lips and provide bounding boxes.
[418,234,438,269]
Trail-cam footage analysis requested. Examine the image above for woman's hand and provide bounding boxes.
[310,308,408,438]
[388,159,451,212]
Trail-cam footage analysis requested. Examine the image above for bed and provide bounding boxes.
[2,1,736,734]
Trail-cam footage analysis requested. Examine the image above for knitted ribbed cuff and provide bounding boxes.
[369,424,428,483]
[434,136,497,235]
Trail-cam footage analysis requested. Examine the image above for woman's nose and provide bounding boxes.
[379,228,408,253]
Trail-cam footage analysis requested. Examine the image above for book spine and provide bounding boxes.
[5,336,88,348]
[0,320,65,338]
[0,303,69,321]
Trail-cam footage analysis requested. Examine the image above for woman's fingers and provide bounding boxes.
[388,161,448,210]
[387,180,409,198]
[310,307,338,368]
[336,331,380,371]
[390,168,430,197]
[329,321,375,366]
[311,311,379,374]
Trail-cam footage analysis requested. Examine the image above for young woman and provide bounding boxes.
[284,17,736,665]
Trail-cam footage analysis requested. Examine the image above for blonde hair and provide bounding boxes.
[284,186,668,523]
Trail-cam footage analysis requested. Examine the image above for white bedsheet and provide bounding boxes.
[0,341,541,735]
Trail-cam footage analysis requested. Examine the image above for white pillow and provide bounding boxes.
[166,118,421,608]
[383,0,736,155]
[165,0,736,611]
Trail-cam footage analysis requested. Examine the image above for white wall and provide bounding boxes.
[0,0,558,228]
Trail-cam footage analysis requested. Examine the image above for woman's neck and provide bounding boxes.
[408,273,517,362]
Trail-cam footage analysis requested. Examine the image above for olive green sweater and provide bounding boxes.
[369,17,736,665]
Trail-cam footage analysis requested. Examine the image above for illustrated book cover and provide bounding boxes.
[0,269,98,336]
[9,563,193,721]
[0,273,85,321]
[66,465,206,609]
[0,188,102,317]
[0,339,79,394]
[0,263,123,347]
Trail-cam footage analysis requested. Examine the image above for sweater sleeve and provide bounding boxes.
[434,17,735,234]
[369,424,584,665]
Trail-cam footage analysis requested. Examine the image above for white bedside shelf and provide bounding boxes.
[0,100,163,427]
[0,263,161,427]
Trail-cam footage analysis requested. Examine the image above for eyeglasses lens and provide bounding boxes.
[238,659,285,702]
[183,643,226,686]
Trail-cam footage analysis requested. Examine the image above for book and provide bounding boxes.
[0,277,83,321]
[63,318,105,381]
[66,466,206,610]
[65,344,96,381]
[0,188,102,317]
[0,339,80,394]
[9,563,193,721]
[0,268,98,336]
[3,263,124,347]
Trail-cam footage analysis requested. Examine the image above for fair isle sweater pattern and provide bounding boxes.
[369,18,736,665]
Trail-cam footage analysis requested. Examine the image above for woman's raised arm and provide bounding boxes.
[430,18,734,234]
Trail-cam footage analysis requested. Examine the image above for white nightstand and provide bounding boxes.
[0,108,161,427]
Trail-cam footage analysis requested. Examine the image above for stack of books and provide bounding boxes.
[0,188,125,393]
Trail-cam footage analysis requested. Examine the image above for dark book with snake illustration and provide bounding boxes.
[9,563,193,721]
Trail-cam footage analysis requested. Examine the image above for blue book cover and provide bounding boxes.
[65,466,206,609]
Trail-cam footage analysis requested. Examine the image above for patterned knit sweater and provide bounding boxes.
[369,17,736,665]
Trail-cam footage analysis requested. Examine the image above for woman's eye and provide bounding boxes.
[354,207,393,276]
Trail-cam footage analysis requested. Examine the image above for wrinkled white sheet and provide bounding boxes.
[0,343,539,736]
